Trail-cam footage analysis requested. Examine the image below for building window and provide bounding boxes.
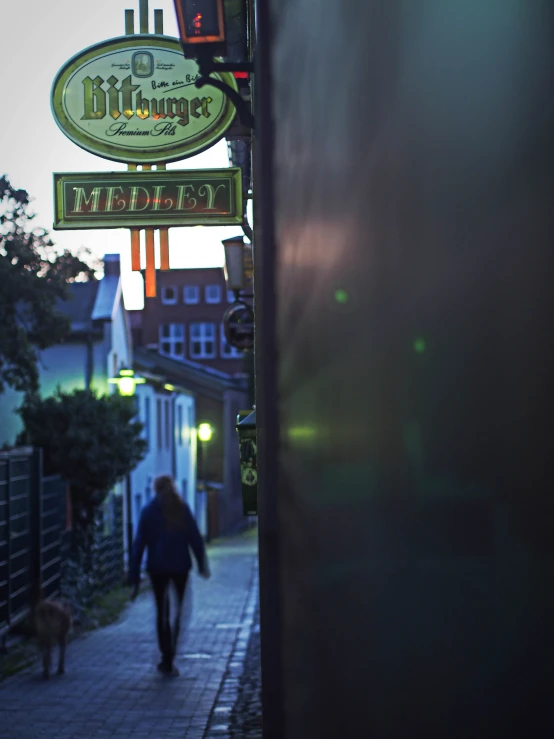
[227,289,236,303]
[183,285,200,304]
[157,398,162,449]
[190,322,216,359]
[177,404,183,446]
[165,399,171,449]
[144,396,151,450]
[161,286,177,305]
[159,323,184,358]
[205,284,221,304]
[220,323,242,358]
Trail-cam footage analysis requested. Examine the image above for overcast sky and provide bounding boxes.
[1,0,243,309]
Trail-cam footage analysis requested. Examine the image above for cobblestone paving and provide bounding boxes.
[204,567,262,739]
[0,530,258,739]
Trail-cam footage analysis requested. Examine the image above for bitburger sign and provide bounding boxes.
[51,35,238,163]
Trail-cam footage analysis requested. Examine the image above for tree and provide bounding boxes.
[18,388,147,606]
[0,175,97,395]
[18,387,147,516]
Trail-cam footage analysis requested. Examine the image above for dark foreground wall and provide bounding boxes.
[256,1,554,737]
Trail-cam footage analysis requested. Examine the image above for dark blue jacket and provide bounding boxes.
[129,497,206,585]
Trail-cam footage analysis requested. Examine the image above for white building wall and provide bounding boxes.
[174,393,197,513]
[126,385,197,563]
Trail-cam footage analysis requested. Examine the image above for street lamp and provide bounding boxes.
[173,0,227,58]
[108,368,145,396]
[222,235,246,300]
[172,0,254,129]
[198,422,214,443]
[108,367,146,582]
[197,422,214,541]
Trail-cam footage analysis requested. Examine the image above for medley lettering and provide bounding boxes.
[81,75,212,128]
[70,182,228,214]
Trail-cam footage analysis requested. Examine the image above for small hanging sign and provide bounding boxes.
[53,168,242,229]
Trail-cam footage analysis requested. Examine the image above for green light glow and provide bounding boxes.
[118,377,136,396]
[413,338,426,354]
[198,423,213,443]
[334,289,349,304]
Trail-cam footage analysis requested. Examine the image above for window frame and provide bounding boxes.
[205,284,222,304]
[183,285,200,305]
[161,286,178,305]
[157,398,162,449]
[189,322,217,359]
[159,323,185,359]
[177,404,183,446]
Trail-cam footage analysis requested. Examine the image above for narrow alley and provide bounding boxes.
[0,531,258,739]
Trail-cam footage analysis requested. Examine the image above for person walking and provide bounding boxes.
[129,474,210,676]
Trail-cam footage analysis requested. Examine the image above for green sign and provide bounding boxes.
[51,35,238,164]
[53,168,243,229]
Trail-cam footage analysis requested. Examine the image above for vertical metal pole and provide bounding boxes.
[157,164,170,270]
[125,9,135,35]
[154,8,163,34]
[126,473,133,577]
[139,0,149,33]
[253,0,284,736]
[30,449,43,603]
[6,454,11,626]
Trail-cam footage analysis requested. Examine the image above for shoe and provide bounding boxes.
[157,661,179,677]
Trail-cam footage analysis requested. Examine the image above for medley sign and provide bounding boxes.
[53,169,243,229]
[51,35,238,163]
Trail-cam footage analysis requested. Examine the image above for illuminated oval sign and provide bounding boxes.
[51,35,238,164]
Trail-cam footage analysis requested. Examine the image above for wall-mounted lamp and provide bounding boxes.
[173,0,227,57]
[172,0,254,128]
[222,234,246,299]
[197,422,214,443]
[108,368,146,397]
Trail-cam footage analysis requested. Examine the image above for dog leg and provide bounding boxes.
[57,634,66,675]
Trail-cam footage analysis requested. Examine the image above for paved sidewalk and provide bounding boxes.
[204,571,262,739]
[0,529,258,739]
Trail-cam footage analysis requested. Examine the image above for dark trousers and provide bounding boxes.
[149,572,188,666]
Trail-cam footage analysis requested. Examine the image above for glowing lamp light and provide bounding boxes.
[108,368,146,397]
[198,422,213,443]
[173,0,226,57]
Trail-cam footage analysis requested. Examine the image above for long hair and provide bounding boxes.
[154,475,186,530]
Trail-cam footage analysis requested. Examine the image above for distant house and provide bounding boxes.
[134,347,249,538]
[128,265,253,537]
[0,254,199,560]
[128,266,248,376]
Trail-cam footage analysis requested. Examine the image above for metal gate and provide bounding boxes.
[0,447,34,633]
[0,448,66,637]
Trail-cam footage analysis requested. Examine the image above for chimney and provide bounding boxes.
[103,253,121,277]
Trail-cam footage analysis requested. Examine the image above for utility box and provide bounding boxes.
[236,409,257,516]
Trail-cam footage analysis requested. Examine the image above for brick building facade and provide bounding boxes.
[129,267,247,376]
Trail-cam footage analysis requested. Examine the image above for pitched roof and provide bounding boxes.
[56,270,122,334]
[56,281,100,333]
[134,347,248,400]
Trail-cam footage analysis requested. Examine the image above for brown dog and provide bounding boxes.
[34,595,72,679]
